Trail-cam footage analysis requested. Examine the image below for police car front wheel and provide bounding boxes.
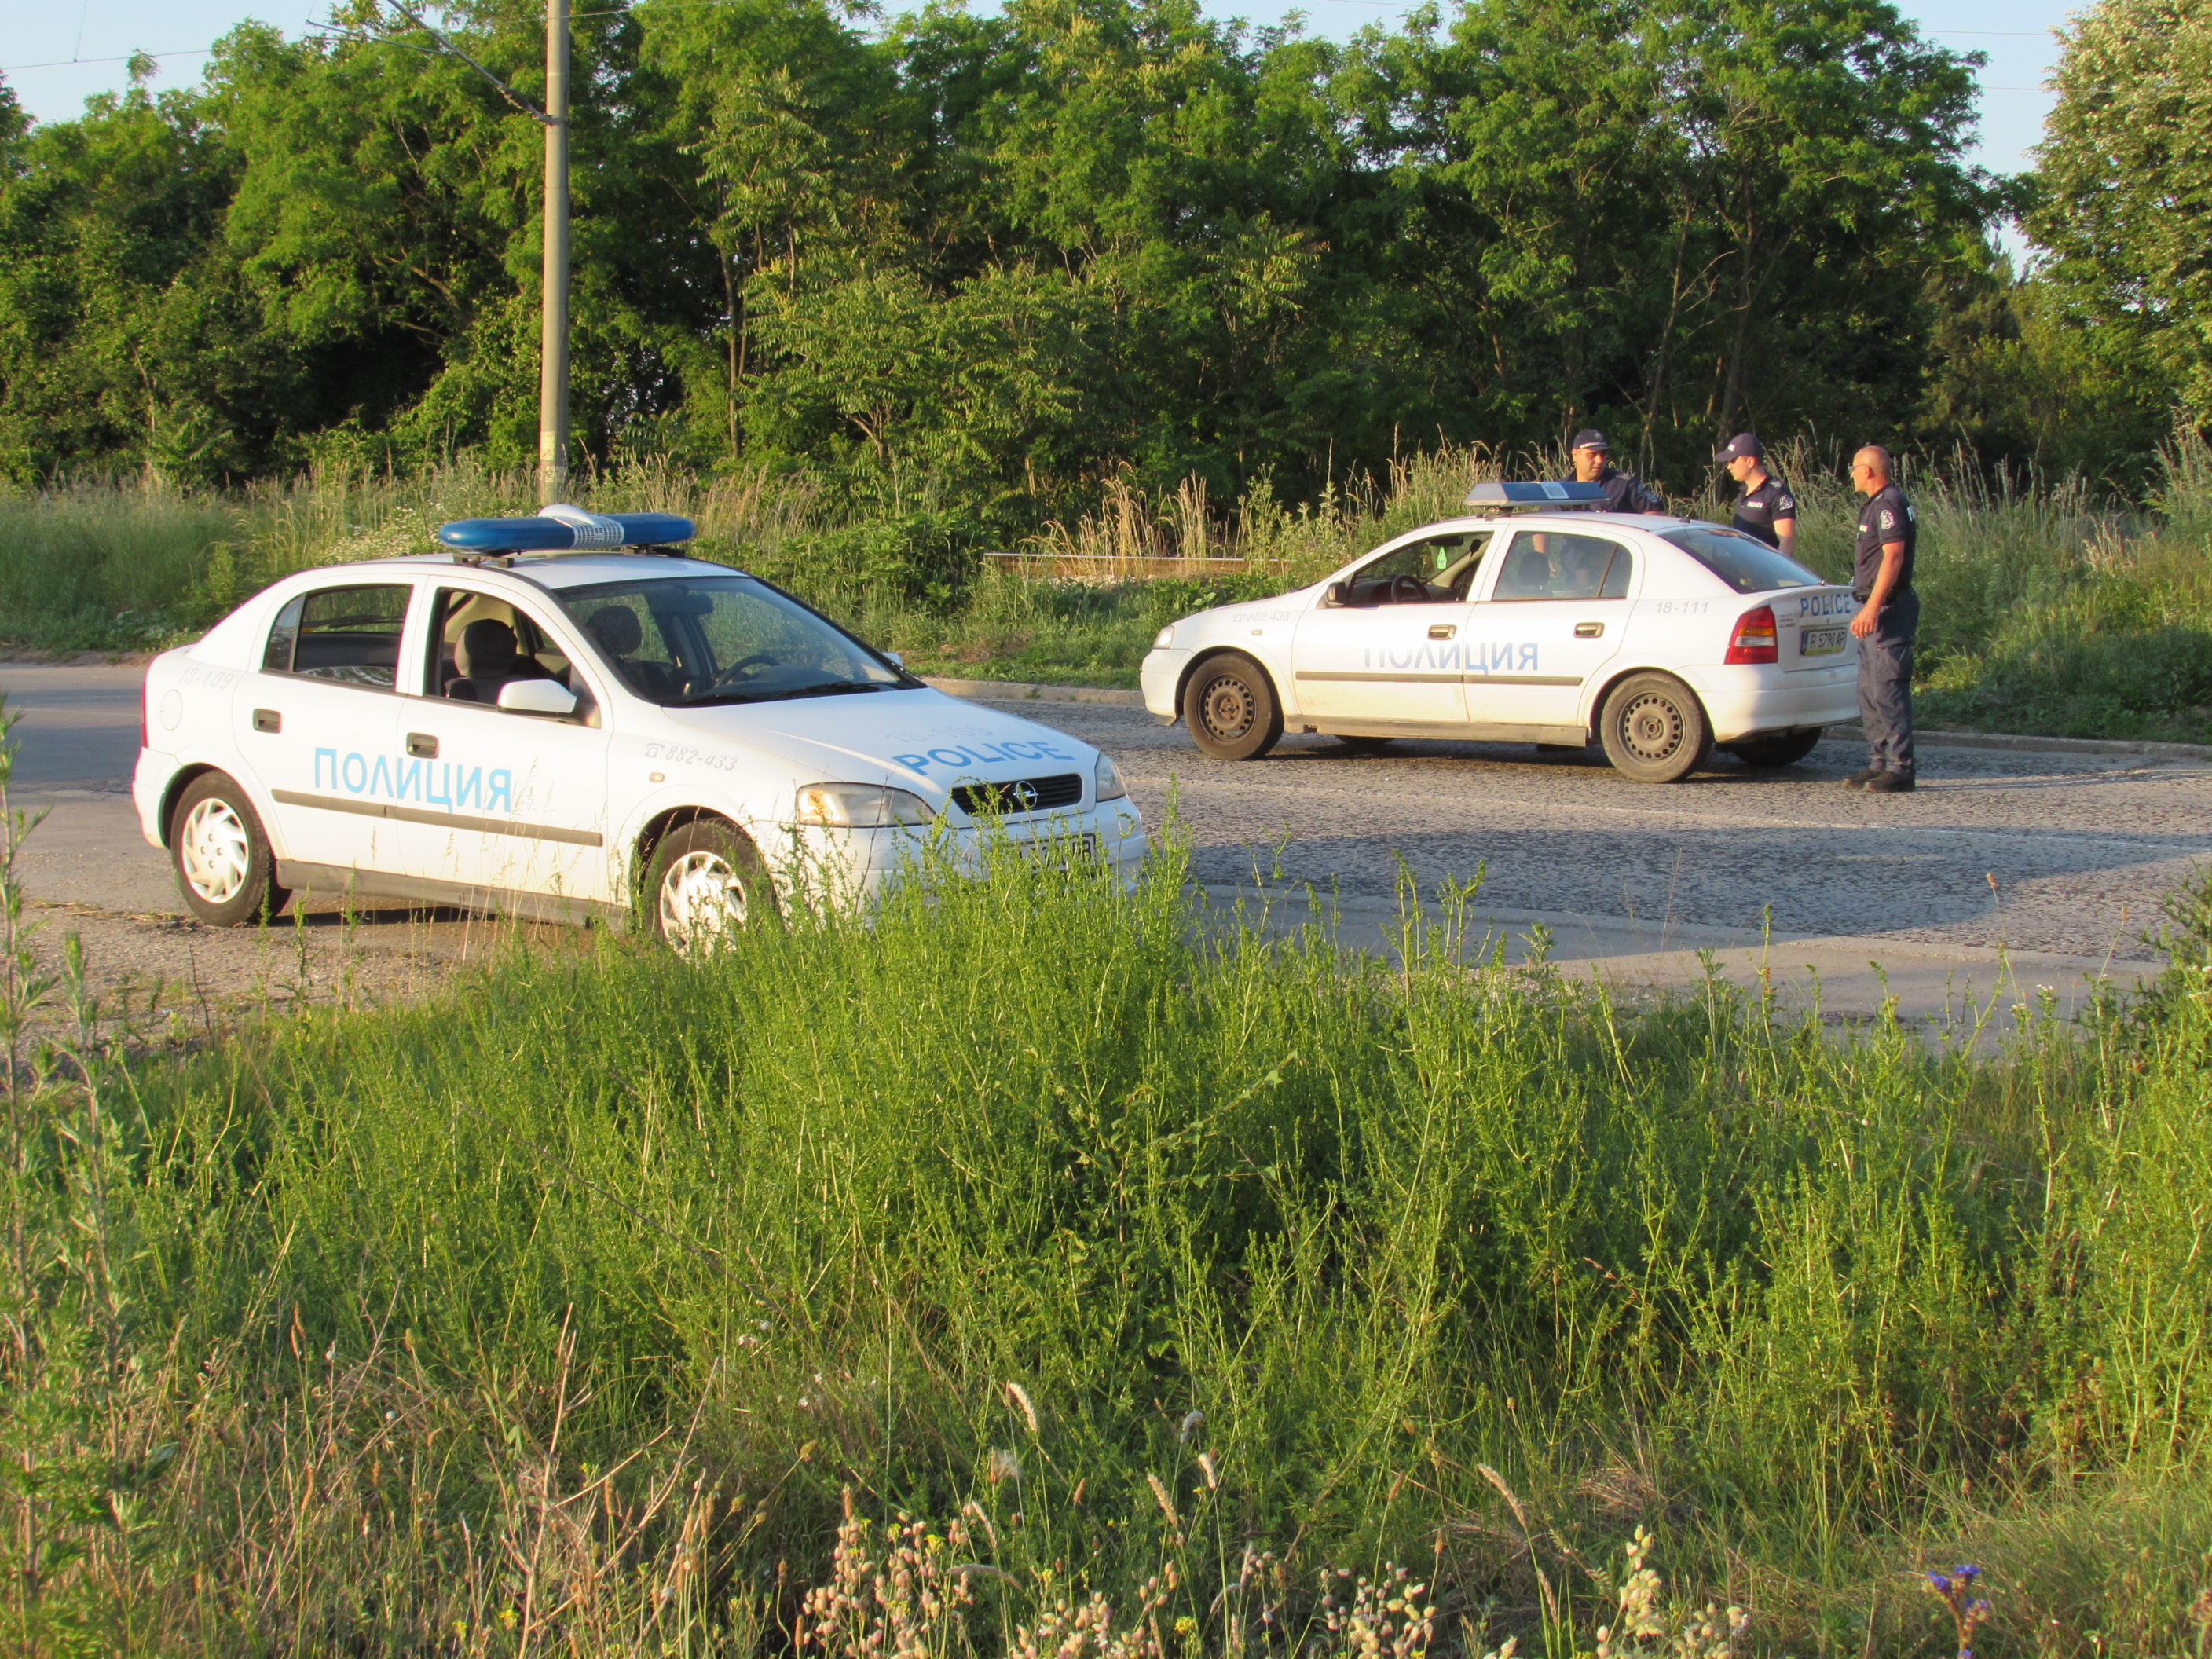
[170,771,291,926]
[1598,673,1712,784]
[1182,653,1283,761]
[646,819,771,953]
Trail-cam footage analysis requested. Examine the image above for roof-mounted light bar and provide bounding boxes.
[1463,481,1609,513]
[434,503,698,560]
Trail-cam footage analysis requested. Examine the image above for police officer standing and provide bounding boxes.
[1846,445,1917,793]
[1563,429,1663,514]
[1716,432,1797,556]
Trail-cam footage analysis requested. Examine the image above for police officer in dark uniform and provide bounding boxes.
[1562,429,1663,514]
[1846,445,1917,793]
[1716,432,1798,556]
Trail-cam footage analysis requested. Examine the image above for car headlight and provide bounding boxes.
[1094,753,1128,803]
[796,782,935,827]
[1152,625,1176,649]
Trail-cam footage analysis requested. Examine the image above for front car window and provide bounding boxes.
[1492,532,1631,601]
[1339,532,1491,606]
[262,584,412,687]
[1660,526,1821,595]
[555,575,910,706]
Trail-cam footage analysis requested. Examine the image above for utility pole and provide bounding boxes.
[367,0,573,501]
[538,0,571,503]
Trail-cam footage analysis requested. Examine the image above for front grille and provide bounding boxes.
[952,772,1083,817]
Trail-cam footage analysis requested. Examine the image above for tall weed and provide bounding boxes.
[0,827,2209,1651]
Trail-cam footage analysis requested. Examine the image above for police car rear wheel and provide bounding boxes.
[1726,729,1823,769]
[170,771,291,926]
[647,819,770,954]
[1599,673,1712,784]
[1183,653,1283,761]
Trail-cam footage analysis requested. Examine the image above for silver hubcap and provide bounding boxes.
[657,850,749,952]
[180,797,252,903]
[1619,693,1685,762]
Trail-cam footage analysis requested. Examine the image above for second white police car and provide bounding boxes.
[1141,481,1862,782]
[134,507,1145,943]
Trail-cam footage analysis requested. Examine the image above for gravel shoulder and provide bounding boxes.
[4,662,2197,1037]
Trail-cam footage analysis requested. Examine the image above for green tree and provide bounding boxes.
[2028,0,2212,428]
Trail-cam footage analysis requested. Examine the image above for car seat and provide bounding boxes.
[581,606,676,698]
[446,619,551,702]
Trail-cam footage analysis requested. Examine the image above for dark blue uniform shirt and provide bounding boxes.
[1558,464,1661,515]
[1853,484,1917,597]
[1731,474,1796,548]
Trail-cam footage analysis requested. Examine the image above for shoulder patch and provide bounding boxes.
[1878,509,1895,531]
[1775,493,1795,513]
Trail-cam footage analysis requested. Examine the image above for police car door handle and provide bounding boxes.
[251,708,281,734]
[1427,624,1457,640]
[1574,622,1605,639]
[406,732,440,760]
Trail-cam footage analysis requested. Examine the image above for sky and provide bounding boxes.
[2,0,2077,179]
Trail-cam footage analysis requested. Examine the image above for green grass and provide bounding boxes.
[5,439,2212,736]
[7,822,2212,1655]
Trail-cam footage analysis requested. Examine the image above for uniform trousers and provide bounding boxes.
[1855,586,1918,778]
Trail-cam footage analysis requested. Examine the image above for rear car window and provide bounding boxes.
[1492,532,1631,600]
[1659,526,1821,595]
[263,584,412,687]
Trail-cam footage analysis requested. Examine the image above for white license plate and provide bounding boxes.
[1801,626,1848,656]
[1021,832,1099,868]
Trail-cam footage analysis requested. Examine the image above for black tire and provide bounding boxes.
[1332,734,1393,755]
[1597,672,1712,784]
[1181,653,1284,761]
[642,818,773,953]
[1726,728,1823,769]
[169,771,290,926]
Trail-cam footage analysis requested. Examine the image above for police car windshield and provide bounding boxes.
[555,575,909,706]
[1660,526,1822,595]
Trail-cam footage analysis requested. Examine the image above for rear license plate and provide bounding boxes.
[1801,626,1847,656]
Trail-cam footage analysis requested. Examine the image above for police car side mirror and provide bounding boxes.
[884,650,904,669]
[496,679,580,718]
[1325,581,1350,607]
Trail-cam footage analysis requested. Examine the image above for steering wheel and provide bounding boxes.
[1388,573,1428,605]
[711,651,782,685]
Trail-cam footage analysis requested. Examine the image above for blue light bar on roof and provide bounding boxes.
[1463,480,1609,508]
[434,503,697,553]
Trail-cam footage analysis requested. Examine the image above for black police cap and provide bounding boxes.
[1569,428,1609,452]
[1716,431,1763,463]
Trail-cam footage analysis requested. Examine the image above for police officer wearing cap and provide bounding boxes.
[1562,429,1663,514]
[1846,445,1918,793]
[1716,432,1797,557]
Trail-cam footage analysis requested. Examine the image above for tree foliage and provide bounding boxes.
[0,0,2018,522]
[2028,0,2212,437]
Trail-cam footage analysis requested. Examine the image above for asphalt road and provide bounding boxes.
[4,661,2202,1029]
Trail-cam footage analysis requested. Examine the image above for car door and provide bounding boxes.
[243,578,415,891]
[1291,531,1490,728]
[380,581,617,910]
[1463,528,1633,738]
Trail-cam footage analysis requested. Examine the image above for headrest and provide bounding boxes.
[457,618,518,678]
[586,606,643,656]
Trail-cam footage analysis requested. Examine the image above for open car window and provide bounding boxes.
[1491,533,1630,601]
[1661,526,1821,595]
[1337,532,1491,606]
[554,575,910,706]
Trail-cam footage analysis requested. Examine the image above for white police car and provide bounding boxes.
[134,507,1145,942]
[1141,482,1862,783]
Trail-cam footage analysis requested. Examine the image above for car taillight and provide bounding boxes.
[140,679,150,749]
[1725,605,1778,665]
